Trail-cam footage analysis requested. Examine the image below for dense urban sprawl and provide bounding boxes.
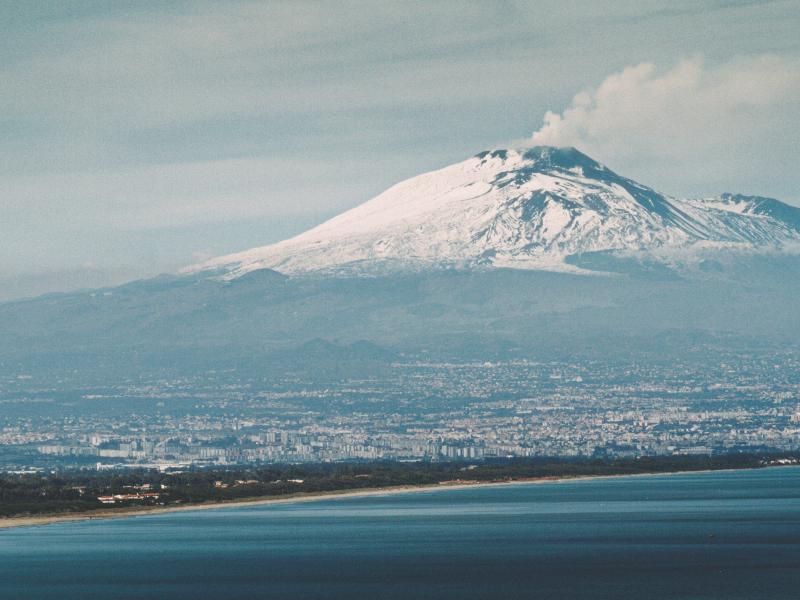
[2,350,799,471]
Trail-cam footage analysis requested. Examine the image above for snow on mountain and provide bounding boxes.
[186,146,800,278]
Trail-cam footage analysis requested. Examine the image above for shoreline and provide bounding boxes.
[0,465,773,531]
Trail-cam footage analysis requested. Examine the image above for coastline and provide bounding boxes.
[0,466,766,531]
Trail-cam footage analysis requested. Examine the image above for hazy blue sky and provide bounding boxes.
[2,1,799,299]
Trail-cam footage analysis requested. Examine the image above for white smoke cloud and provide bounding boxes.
[530,55,800,197]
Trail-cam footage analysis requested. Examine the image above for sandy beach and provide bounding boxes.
[0,467,754,531]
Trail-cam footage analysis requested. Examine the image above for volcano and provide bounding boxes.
[187,146,800,278]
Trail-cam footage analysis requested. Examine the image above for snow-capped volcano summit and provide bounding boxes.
[188,146,800,278]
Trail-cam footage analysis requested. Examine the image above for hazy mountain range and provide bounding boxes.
[2,147,799,379]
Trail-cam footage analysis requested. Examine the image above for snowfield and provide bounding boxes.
[186,146,800,278]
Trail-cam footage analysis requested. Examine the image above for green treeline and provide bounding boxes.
[1,453,795,518]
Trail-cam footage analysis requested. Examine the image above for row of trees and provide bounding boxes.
[0,452,789,517]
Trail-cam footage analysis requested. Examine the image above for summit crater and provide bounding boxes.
[187,146,800,279]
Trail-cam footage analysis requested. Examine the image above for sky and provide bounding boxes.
[1,0,799,300]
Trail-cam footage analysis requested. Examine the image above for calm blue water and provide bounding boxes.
[1,467,799,599]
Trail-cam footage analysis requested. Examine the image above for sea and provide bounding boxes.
[1,467,799,599]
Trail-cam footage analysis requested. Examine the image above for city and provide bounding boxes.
[3,349,798,471]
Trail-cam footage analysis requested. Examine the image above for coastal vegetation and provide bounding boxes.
[1,453,796,520]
